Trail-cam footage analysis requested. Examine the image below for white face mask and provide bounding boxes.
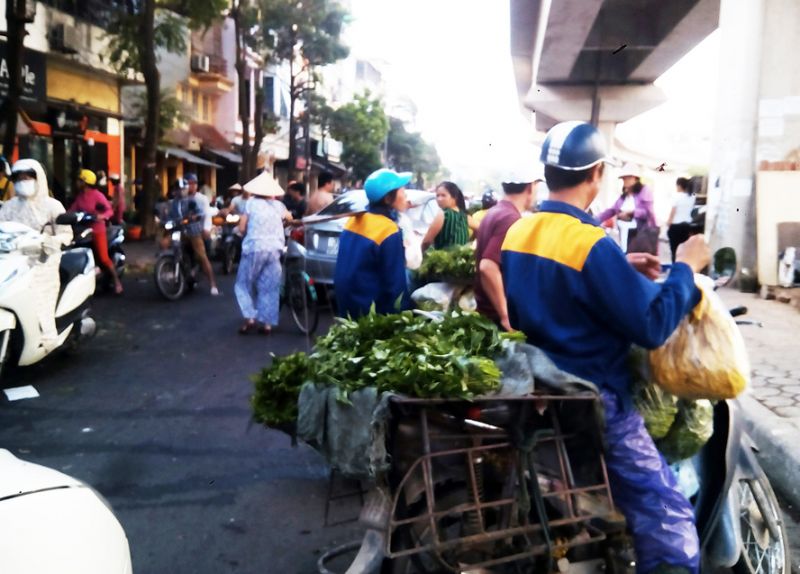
[15,179,36,198]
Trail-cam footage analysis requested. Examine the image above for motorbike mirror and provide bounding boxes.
[215,198,225,209]
[712,247,737,287]
[55,212,79,225]
[729,305,748,317]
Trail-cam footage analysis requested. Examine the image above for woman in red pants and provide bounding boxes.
[70,169,124,294]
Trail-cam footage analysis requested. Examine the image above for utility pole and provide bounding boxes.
[1,0,32,157]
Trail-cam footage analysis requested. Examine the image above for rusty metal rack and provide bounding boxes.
[383,393,621,572]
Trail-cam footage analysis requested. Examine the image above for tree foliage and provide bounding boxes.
[129,90,189,144]
[259,0,349,177]
[104,0,227,237]
[330,91,389,181]
[387,118,442,188]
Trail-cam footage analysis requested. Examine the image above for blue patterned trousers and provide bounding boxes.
[235,250,282,326]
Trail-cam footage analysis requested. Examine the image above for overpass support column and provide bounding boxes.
[597,120,620,208]
[708,0,800,289]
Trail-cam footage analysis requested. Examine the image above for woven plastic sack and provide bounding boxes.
[657,400,714,463]
[649,275,750,400]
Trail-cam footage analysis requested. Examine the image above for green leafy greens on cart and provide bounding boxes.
[251,310,523,427]
[416,245,476,282]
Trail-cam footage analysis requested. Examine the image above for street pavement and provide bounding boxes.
[0,262,362,574]
[1,241,799,572]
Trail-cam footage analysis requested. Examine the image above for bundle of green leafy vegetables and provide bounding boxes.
[416,245,476,283]
[251,310,523,427]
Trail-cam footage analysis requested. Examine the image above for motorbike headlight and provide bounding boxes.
[164,221,175,231]
[171,231,181,241]
[226,214,240,224]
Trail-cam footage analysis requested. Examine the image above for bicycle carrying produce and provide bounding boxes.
[649,276,750,400]
[251,310,523,428]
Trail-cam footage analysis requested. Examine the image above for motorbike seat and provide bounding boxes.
[60,249,90,288]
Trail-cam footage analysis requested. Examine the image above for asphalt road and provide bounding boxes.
[2,270,799,573]
[0,272,361,574]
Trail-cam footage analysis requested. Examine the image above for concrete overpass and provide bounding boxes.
[510,0,720,131]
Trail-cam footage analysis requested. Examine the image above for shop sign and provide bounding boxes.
[0,41,47,111]
[48,108,89,135]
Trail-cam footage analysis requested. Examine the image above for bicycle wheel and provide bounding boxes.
[287,268,319,335]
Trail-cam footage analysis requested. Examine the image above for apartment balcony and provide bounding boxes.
[189,53,234,95]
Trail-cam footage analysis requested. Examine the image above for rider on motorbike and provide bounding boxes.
[500,121,711,574]
[169,176,220,296]
[0,159,71,351]
[70,169,124,295]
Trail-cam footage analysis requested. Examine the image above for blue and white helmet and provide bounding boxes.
[540,121,611,171]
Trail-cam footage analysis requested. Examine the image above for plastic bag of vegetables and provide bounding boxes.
[411,282,457,311]
[631,347,678,439]
[649,275,750,400]
[657,400,714,463]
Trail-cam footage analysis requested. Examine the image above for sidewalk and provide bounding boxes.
[717,287,800,508]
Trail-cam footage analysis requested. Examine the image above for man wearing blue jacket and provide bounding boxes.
[335,168,412,318]
[501,121,710,573]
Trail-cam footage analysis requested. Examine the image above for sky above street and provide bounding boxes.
[347,0,719,187]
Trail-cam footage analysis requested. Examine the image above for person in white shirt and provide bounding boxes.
[666,177,697,262]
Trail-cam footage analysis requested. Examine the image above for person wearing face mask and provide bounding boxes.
[0,159,71,351]
[70,169,124,295]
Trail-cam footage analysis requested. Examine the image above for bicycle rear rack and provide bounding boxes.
[384,394,622,572]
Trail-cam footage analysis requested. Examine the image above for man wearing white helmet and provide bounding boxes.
[501,121,711,574]
[0,159,71,350]
[473,166,536,331]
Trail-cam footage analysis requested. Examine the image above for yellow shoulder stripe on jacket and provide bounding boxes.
[502,212,606,271]
[344,212,399,245]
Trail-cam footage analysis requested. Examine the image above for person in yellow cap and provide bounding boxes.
[69,169,123,294]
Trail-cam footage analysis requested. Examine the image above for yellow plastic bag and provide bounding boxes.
[649,275,750,400]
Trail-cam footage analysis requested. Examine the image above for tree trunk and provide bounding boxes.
[288,56,298,181]
[141,0,160,238]
[1,0,25,157]
[250,73,265,176]
[233,3,252,181]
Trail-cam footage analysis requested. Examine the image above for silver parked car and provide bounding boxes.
[290,189,438,285]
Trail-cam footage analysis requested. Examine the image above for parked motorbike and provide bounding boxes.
[335,311,789,574]
[219,213,242,275]
[153,215,200,301]
[0,216,96,382]
[66,211,126,292]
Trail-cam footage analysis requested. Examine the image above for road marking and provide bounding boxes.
[3,385,39,401]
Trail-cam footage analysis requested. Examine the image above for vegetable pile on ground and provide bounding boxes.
[415,245,476,283]
[252,310,523,427]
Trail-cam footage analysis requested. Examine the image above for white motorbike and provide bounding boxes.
[0,215,96,381]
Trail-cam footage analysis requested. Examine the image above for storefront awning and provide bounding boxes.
[161,147,222,168]
[207,148,242,164]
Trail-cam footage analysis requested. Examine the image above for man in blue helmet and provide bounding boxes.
[501,121,711,573]
[334,168,412,318]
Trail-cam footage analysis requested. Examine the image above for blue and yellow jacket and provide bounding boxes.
[334,207,410,318]
[501,200,700,405]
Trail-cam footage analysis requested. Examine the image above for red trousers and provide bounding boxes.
[92,224,115,271]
